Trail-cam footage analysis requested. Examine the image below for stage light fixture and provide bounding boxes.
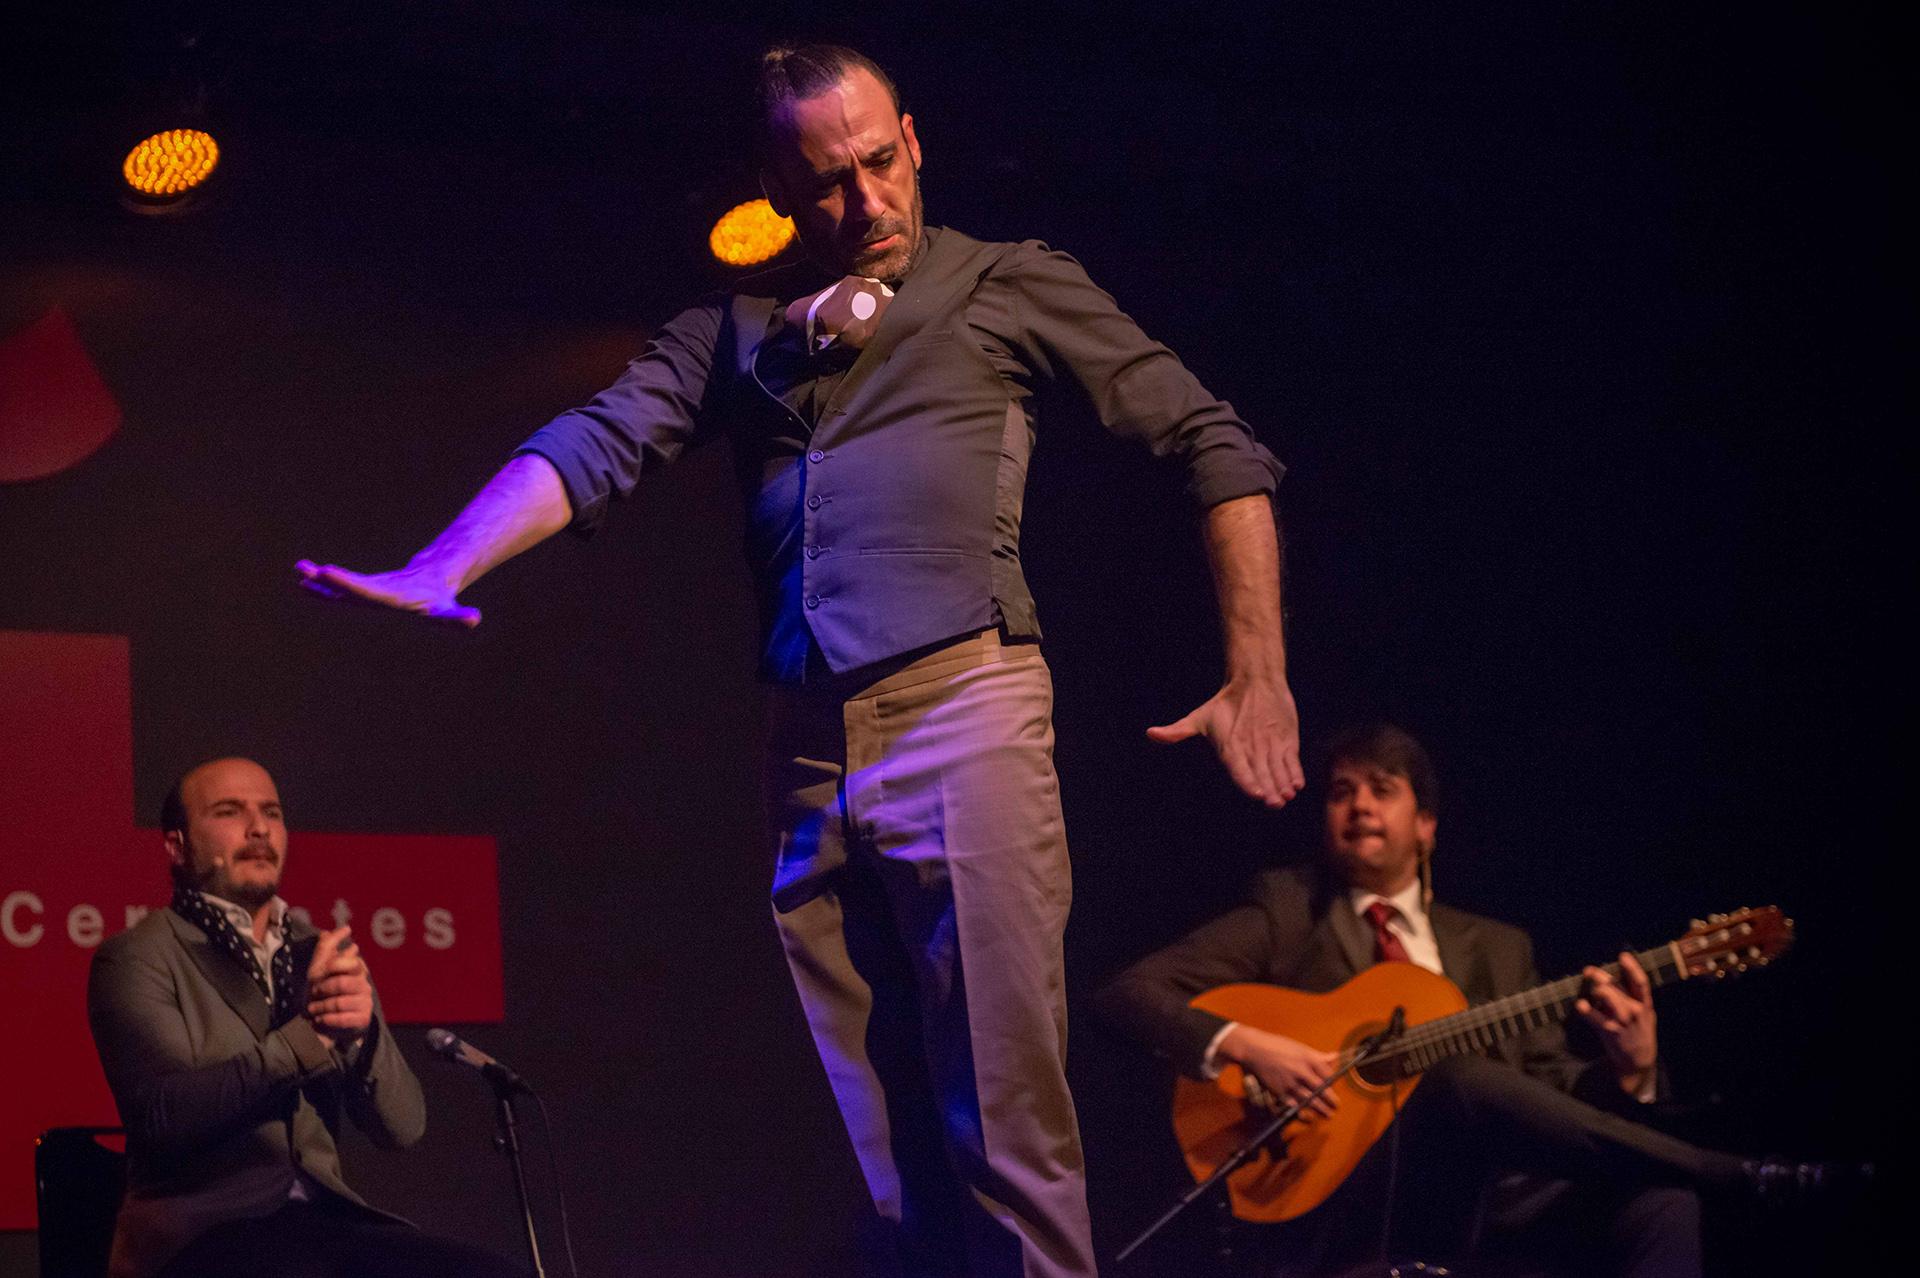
[709,198,795,267]
[122,129,220,202]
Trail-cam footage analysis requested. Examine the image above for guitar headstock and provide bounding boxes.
[1673,906,1793,980]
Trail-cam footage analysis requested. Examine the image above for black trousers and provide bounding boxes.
[156,1199,528,1278]
[1248,1055,1737,1278]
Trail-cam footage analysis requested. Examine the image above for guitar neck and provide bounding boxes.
[1377,942,1680,1079]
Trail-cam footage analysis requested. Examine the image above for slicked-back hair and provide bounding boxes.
[1323,723,1440,815]
[160,776,188,838]
[161,772,193,888]
[756,44,903,156]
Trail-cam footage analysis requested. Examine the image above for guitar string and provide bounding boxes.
[1368,922,1770,1069]
[1391,946,1665,1047]
[1292,920,1774,1074]
[1346,944,1677,1073]
[1387,965,1647,1059]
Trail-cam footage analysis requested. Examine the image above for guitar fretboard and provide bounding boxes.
[1370,942,1678,1081]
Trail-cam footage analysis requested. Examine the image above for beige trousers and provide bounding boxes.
[766,630,1096,1277]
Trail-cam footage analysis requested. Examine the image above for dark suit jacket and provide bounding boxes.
[87,907,427,1278]
[1095,863,1625,1103]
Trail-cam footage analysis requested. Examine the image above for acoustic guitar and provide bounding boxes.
[1172,906,1794,1223]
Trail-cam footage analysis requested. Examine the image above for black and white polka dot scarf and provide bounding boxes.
[170,884,298,1029]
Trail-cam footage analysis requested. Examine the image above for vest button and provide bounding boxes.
[808,449,826,463]
[805,546,820,560]
[805,594,821,609]
[806,494,821,510]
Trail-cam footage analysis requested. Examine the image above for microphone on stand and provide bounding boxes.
[425,1029,554,1276]
[426,1028,533,1096]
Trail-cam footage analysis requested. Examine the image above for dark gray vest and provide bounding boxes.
[718,228,1039,681]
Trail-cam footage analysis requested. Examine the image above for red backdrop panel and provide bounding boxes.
[0,308,123,483]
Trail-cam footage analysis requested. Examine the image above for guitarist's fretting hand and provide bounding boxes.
[1575,950,1660,1098]
[1216,1025,1340,1119]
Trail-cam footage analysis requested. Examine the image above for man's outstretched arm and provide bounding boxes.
[1147,494,1303,808]
[296,293,729,623]
[296,453,571,626]
[985,245,1300,807]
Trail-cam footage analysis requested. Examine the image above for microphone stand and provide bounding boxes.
[1115,1008,1407,1267]
[486,1073,547,1278]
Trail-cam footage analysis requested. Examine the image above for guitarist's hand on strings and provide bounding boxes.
[1576,950,1659,1098]
[1218,1025,1339,1120]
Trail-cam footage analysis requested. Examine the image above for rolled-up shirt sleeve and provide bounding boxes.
[514,294,728,534]
[995,242,1283,508]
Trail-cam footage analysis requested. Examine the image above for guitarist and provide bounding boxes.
[1095,723,1755,1277]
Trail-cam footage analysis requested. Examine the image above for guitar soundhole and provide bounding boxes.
[1354,1055,1404,1088]
[1343,1022,1410,1089]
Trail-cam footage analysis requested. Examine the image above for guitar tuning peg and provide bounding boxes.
[1689,918,1706,930]
[1709,912,1727,924]
[1714,969,1728,980]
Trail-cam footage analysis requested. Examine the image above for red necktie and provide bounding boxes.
[1366,901,1411,964]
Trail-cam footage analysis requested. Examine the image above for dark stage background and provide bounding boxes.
[1,3,1899,1274]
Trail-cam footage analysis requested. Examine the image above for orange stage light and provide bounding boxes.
[709,198,795,267]
[122,129,220,199]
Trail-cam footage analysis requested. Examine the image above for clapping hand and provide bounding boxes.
[306,926,374,1049]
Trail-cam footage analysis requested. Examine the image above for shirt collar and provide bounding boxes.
[200,891,288,940]
[881,225,939,291]
[1348,877,1427,928]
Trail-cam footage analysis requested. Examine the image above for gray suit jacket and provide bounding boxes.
[87,907,426,1278]
[1095,863,1616,1100]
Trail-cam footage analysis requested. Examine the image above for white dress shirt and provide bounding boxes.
[200,892,291,997]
